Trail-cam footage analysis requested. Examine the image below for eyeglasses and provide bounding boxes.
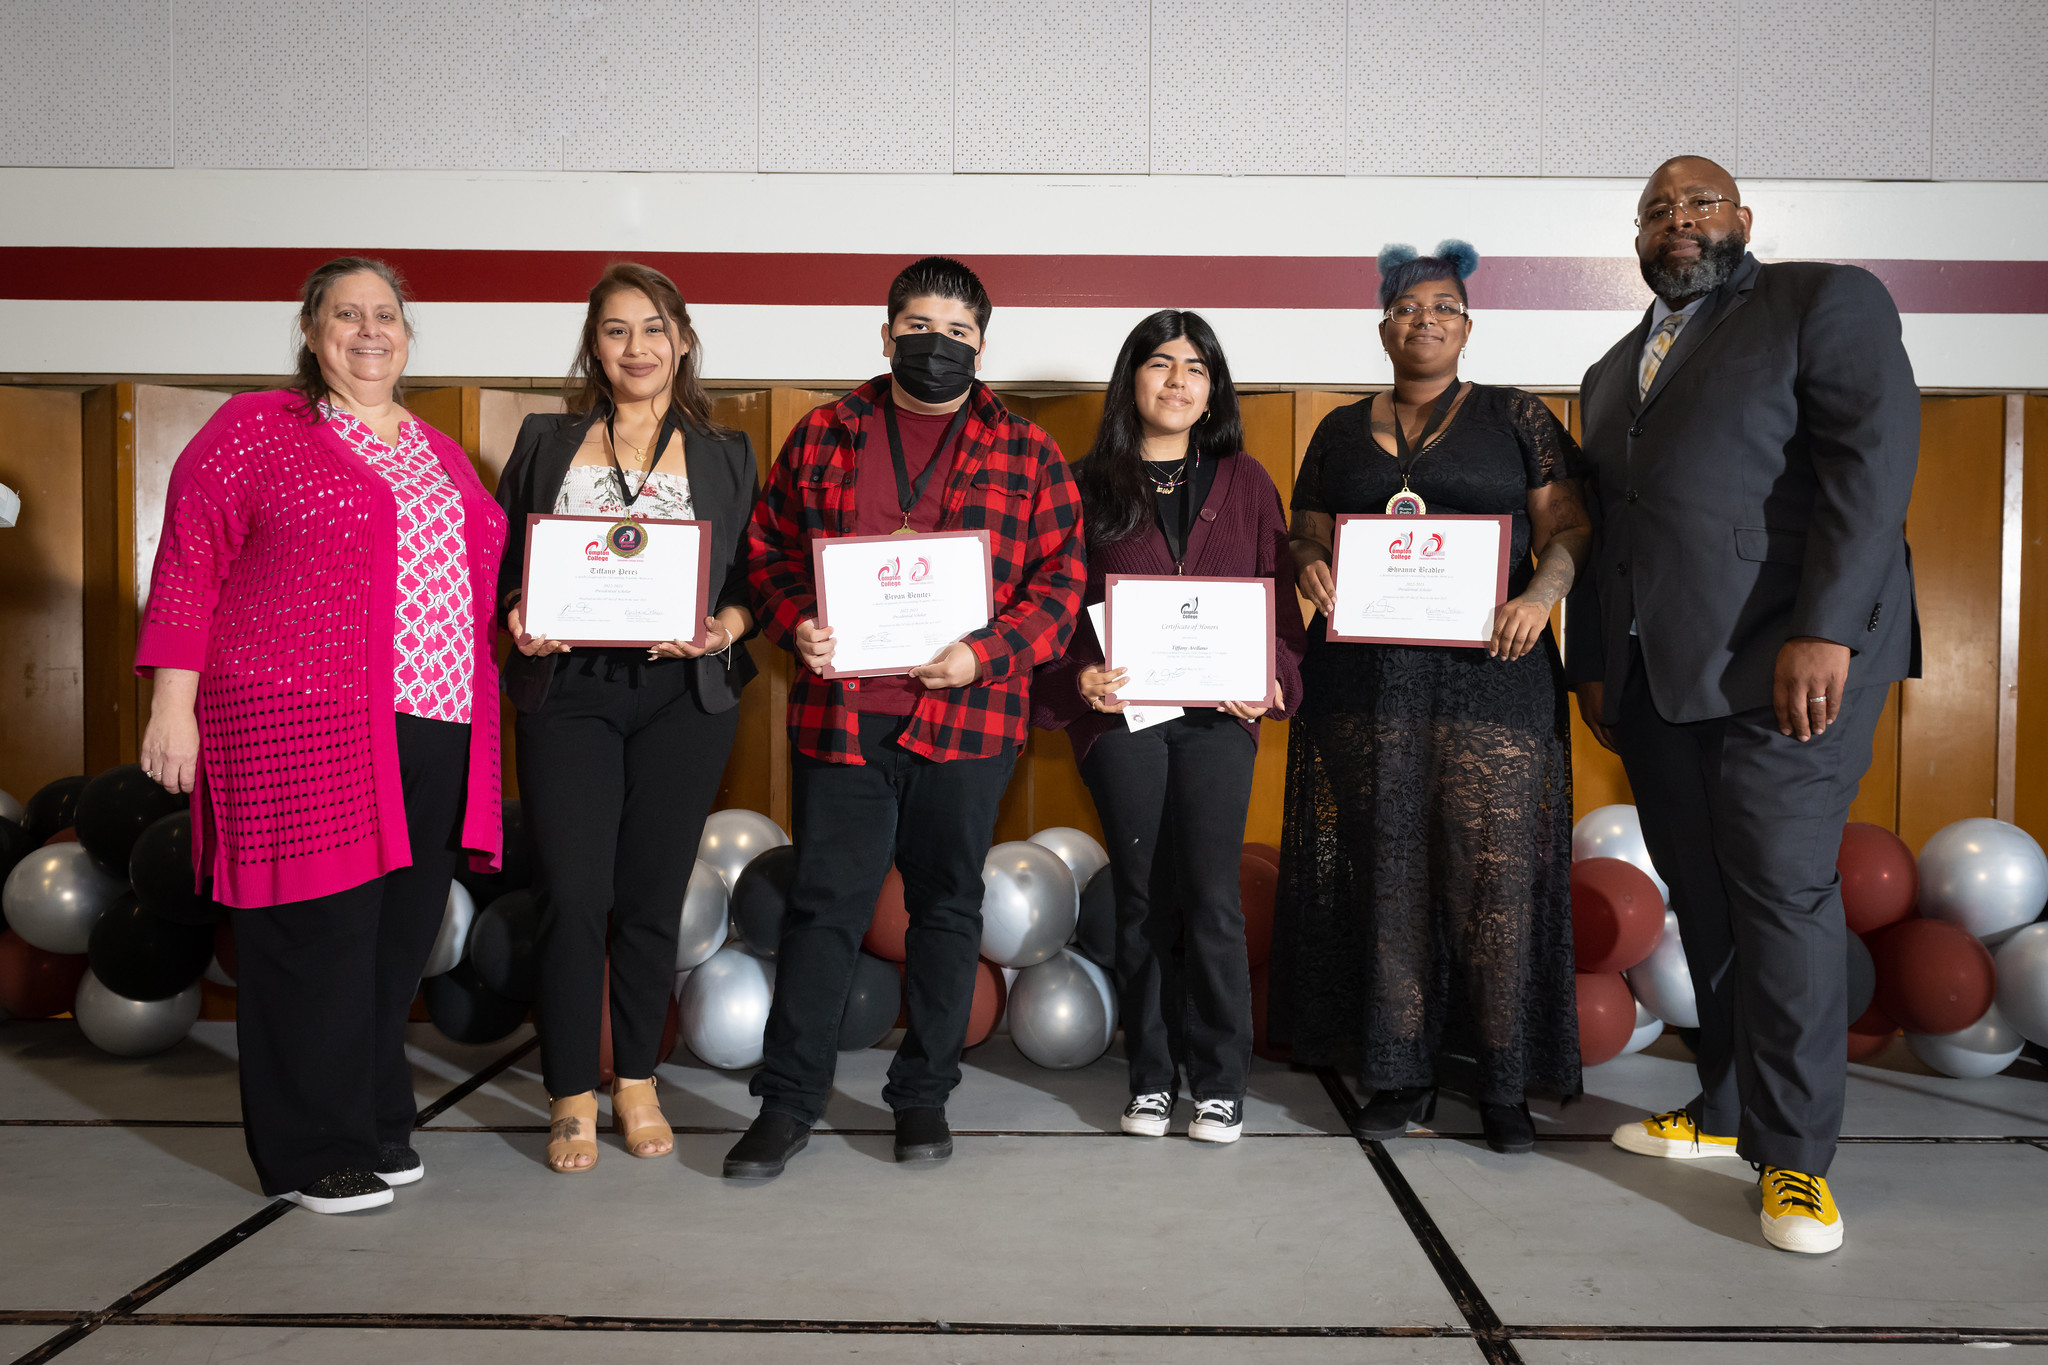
[1383,300,1469,324]
[1636,195,1736,228]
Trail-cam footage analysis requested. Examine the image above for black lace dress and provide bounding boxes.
[1270,384,1581,1104]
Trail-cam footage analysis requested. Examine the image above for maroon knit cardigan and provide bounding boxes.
[1031,452,1306,762]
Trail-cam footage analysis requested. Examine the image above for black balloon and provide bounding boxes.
[75,764,188,876]
[731,844,797,957]
[22,775,88,846]
[129,811,217,925]
[422,958,528,1045]
[87,894,214,1001]
[838,950,902,1050]
[466,889,542,1002]
[1847,929,1876,1024]
[0,816,35,902]
[1071,866,1116,970]
[453,797,532,905]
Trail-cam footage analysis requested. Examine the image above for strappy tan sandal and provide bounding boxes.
[546,1092,600,1173]
[611,1077,674,1158]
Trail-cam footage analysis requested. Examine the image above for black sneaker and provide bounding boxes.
[1480,1101,1536,1155]
[1189,1098,1244,1144]
[1352,1085,1436,1141]
[376,1143,424,1186]
[723,1110,811,1180]
[282,1167,392,1214]
[893,1106,952,1163]
[1121,1091,1174,1137]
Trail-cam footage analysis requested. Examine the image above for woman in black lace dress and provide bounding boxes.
[1271,241,1591,1153]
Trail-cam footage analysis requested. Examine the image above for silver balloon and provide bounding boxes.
[1625,909,1698,1029]
[1571,804,1670,902]
[1619,998,1664,1056]
[677,944,776,1070]
[676,859,730,971]
[1918,818,2048,946]
[73,970,200,1057]
[203,953,234,987]
[1994,923,2048,1046]
[1028,826,1109,892]
[979,841,1078,968]
[0,789,22,825]
[420,881,475,978]
[3,844,130,955]
[1907,1003,2026,1079]
[697,809,790,895]
[1009,948,1117,1070]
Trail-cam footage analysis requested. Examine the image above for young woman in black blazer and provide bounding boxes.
[496,262,759,1174]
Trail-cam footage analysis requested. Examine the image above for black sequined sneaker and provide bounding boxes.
[1189,1098,1244,1144]
[282,1167,393,1214]
[376,1143,424,1186]
[1120,1091,1174,1137]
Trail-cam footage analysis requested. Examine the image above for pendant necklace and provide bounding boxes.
[1146,457,1191,493]
[1384,381,1462,515]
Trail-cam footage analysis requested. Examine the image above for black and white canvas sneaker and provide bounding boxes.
[376,1143,424,1186]
[1188,1098,1244,1144]
[1121,1091,1174,1137]
[282,1167,393,1214]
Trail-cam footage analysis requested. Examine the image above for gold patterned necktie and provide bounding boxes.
[1639,311,1686,400]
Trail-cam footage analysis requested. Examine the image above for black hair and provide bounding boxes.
[1375,239,1481,310]
[886,255,992,335]
[1076,310,1243,546]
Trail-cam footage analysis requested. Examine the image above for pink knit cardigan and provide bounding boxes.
[136,390,507,909]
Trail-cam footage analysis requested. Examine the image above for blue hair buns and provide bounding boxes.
[1376,243,1419,274]
[1434,239,1481,280]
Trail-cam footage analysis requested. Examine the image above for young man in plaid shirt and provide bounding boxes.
[725,257,1085,1179]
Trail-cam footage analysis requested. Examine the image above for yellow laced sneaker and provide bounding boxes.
[1610,1108,1740,1159]
[1758,1165,1844,1253]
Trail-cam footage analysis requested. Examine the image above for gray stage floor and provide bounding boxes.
[3,1019,2044,1363]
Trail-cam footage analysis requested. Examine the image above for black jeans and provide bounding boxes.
[518,653,739,1097]
[751,713,1016,1124]
[1613,641,1884,1176]
[1079,711,1257,1100]
[230,712,469,1196]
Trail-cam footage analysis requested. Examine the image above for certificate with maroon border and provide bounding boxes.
[1103,574,1278,708]
[519,513,712,648]
[812,529,995,679]
[1326,513,1512,647]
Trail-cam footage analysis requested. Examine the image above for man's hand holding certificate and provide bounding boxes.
[812,530,995,678]
[1102,574,1276,708]
[1326,514,1511,647]
[521,514,712,648]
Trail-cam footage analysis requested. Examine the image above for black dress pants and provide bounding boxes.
[751,713,1016,1124]
[231,712,470,1196]
[1079,711,1257,1101]
[518,654,739,1097]
[1613,641,1885,1176]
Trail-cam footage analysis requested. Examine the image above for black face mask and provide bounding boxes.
[889,331,979,404]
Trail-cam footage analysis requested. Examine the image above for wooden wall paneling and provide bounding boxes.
[1554,397,1636,819]
[2015,395,2048,848]
[1239,392,1298,846]
[707,390,777,823]
[406,387,480,479]
[1,386,85,799]
[1847,684,1902,831]
[477,389,565,491]
[1898,396,2005,851]
[1020,392,1105,466]
[1997,394,2024,823]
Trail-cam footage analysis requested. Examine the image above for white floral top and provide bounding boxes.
[554,464,695,521]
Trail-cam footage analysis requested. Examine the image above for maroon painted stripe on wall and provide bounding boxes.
[1,247,2042,313]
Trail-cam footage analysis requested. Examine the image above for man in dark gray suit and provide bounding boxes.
[1567,155,1919,1255]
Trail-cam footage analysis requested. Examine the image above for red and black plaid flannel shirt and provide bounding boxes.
[745,376,1085,765]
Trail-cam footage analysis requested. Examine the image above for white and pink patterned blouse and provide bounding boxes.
[321,402,473,725]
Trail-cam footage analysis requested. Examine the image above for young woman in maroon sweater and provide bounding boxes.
[1032,310,1305,1144]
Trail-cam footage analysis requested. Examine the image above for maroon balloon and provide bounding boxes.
[1838,822,1918,935]
[0,930,89,1018]
[1575,971,1637,1067]
[1848,998,1897,1062]
[1242,842,1280,870]
[1570,857,1666,972]
[860,866,908,963]
[1869,918,1995,1035]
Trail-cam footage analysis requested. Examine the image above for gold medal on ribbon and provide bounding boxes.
[1384,481,1426,516]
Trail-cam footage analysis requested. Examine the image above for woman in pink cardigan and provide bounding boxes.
[137,257,507,1215]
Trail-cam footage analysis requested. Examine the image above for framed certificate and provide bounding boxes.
[519,513,712,648]
[813,529,995,679]
[1326,514,1512,647]
[1103,574,1277,708]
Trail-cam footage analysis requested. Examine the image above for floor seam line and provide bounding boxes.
[412,1035,541,1128]
[96,1312,1483,1338]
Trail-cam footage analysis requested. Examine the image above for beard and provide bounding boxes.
[1640,230,1748,303]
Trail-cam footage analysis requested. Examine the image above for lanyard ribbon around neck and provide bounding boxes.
[606,405,682,508]
[884,400,971,532]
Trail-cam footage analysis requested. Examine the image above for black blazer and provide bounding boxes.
[1565,253,1922,724]
[495,411,760,714]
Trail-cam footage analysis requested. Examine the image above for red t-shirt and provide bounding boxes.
[848,398,963,714]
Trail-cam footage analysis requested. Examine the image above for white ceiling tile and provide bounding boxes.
[0,0,171,167]
[953,0,1148,174]
[1349,0,1542,176]
[1150,0,1346,175]
[1933,0,2048,180]
[562,0,757,172]
[1739,0,1934,179]
[1539,0,1738,178]
[174,0,366,169]
[759,0,952,174]
[366,0,584,170]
